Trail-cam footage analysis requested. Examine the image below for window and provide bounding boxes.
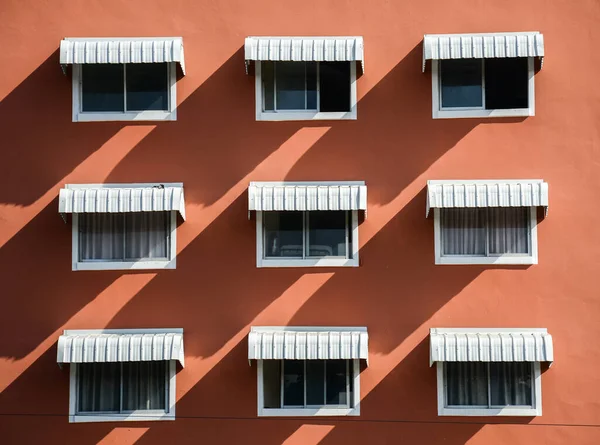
[432,57,534,119]
[434,207,537,265]
[72,62,177,122]
[72,211,177,271]
[256,210,359,267]
[258,359,360,416]
[437,362,542,416]
[256,61,357,121]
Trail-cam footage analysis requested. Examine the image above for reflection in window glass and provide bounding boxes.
[326,360,348,405]
[126,63,168,111]
[82,64,125,112]
[275,62,317,110]
[440,59,483,108]
[263,212,303,257]
[308,211,347,257]
[490,362,533,406]
[283,360,304,406]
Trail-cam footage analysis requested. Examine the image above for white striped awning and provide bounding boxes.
[60,37,186,75]
[57,329,185,367]
[249,327,369,364]
[426,180,548,218]
[422,32,544,72]
[430,328,553,367]
[245,36,364,73]
[248,181,367,213]
[59,183,186,220]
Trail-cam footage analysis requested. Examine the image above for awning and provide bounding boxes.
[426,180,548,218]
[245,36,364,74]
[60,37,186,75]
[248,181,367,213]
[248,327,369,364]
[422,32,544,72]
[58,183,186,221]
[430,328,553,367]
[57,329,185,367]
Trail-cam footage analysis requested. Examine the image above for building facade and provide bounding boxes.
[1,0,599,444]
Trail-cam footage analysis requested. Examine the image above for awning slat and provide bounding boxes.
[57,329,185,367]
[430,328,553,366]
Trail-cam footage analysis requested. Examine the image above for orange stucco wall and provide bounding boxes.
[1,0,600,444]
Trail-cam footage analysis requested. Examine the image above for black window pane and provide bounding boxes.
[326,360,348,405]
[264,211,303,257]
[306,62,318,109]
[440,59,483,108]
[78,363,120,412]
[126,63,169,111]
[276,62,307,110]
[319,62,351,112]
[283,360,304,406]
[446,362,488,406]
[490,362,533,406]
[306,360,325,406]
[82,64,124,112]
[262,61,275,111]
[308,211,347,257]
[79,213,124,261]
[488,207,530,255]
[485,58,529,109]
[122,362,167,411]
[263,360,281,408]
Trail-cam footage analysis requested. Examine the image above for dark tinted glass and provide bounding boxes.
[126,63,168,111]
[283,360,304,406]
[446,362,488,406]
[440,59,483,108]
[262,61,275,111]
[308,211,347,257]
[275,62,307,110]
[78,362,121,412]
[262,360,282,408]
[306,62,318,109]
[326,360,348,405]
[81,64,124,112]
[319,62,351,112]
[122,361,167,411]
[485,58,528,109]
[263,211,303,257]
[306,360,325,405]
[490,362,533,406]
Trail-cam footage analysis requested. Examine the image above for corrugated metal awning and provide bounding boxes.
[57,329,185,367]
[430,328,553,367]
[248,181,367,213]
[58,183,186,221]
[422,32,544,72]
[426,180,548,218]
[249,327,369,364]
[245,36,364,74]
[60,37,186,75]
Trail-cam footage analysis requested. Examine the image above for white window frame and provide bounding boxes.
[255,61,357,121]
[256,210,359,268]
[68,360,177,423]
[436,361,542,416]
[257,359,360,417]
[431,57,535,119]
[433,206,538,265]
[72,62,177,122]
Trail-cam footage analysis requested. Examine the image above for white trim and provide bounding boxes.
[436,362,542,416]
[71,211,177,271]
[72,63,177,122]
[255,61,357,121]
[431,58,535,119]
[257,359,360,417]
[431,327,548,334]
[433,207,538,265]
[69,360,177,423]
[256,210,359,268]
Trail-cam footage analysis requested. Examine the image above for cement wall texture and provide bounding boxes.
[1,0,599,443]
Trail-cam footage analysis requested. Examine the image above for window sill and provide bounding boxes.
[73,259,176,271]
[433,108,533,119]
[70,413,175,423]
[259,407,359,417]
[257,111,356,121]
[257,258,358,268]
[73,110,176,122]
[439,407,540,417]
[435,255,537,266]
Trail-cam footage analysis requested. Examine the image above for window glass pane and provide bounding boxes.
[125,212,169,260]
[263,360,281,408]
[440,59,483,108]
[262,61,275,111]
[326,360,348,405]
[306,360,325,406]
[484,58,529,109]
[348,360,354,408]
[306,62,317,110]
[263,211,303,258]
[126,63,169,111]
[283,360,304,406]
[79,213,125,261]
[490,362,533,406]
[446,362,488,406]
[441,208,485,256]
[319,62,351,112]
[488,207,529,254]
[78,363,120,412]
[276,62,307,110]
[81,64,124,112]
[122,361,167,411]
[308,211,347,257]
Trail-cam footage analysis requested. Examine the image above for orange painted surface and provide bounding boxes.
[1,0,600,444]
